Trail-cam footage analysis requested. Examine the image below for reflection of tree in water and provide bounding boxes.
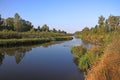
[15,51,25,64]
[0,47,32,64]
[14,48,30,64]
[0,41,64,65]
[73,57,79,66]
[0,53,4,66]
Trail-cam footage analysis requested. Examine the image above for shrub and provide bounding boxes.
[71,46,87,57]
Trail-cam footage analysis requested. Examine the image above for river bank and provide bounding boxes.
[0,36,73,47]
[72,15,120,80]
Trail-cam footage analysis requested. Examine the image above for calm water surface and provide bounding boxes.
[0,37,91,80]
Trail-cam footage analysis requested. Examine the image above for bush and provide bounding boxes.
[71,46,87,57]
[78,50,100,70]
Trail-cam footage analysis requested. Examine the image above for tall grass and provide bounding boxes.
[71,45,103,71]
[0,36,73,47]
[85,36,120,80]
[0,31,70,39]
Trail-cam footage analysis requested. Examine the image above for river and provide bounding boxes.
[0,37,91,80]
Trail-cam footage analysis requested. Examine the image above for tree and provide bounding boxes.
[0,15,2,25]
[0,18,6,30]
[37,26,41,31]
[41,24,49,32]
[30,28,35,33]
[61,30,67,34]
[104,19,109,33]
[14,13,22,31]
[6,17,14,30]
[14,13,20,22]
[20,20,32,32]
[53,28,57,32]
[58,29,61,33]
[82,27,89,35]
[98,15,105,27]
[98,15,105,33]
[108,15,119,31]
[0,15,4,30]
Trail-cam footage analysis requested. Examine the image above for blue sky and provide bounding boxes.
[0,0,120,33]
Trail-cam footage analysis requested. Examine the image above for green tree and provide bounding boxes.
[37,26,41,31]
[104,19,109,33]
[30,28,35,33]
[20,20,32,32]
[0,15,2,26]
[98,15,105,33]
[58,29,61,33]
[14,13,20,22]
[0,15,3,30]
[53,28,57,32]
[14,13,22,31]
[6,17,14,30]
[82,27,89,35]
[108,15,119,31]
[61,30,67,34]
[98,15,105,27]
[41,24,49,32]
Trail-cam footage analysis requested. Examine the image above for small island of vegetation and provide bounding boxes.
[0,13,73,47]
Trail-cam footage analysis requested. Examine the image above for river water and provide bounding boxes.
[0,37,91,80]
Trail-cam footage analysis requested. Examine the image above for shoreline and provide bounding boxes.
[0,36,73,47]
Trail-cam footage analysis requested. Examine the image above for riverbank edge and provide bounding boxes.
[0,36,73,47]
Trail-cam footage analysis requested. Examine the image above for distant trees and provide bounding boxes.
[13,13,33,32]
[108,15,120,31]
[0,13,33,32]
[74,15,120,40]
[0,13,67,34]
[95,15,119,33]
[41,24,49,32]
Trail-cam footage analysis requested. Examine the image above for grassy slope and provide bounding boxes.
[85,36,120,80]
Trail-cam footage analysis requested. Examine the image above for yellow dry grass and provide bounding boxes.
[85,37,120,80]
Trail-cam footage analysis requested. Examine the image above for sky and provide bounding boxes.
[0,0,120,33]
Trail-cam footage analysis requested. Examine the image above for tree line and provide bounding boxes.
[0,13,66,34]
[75,15,120,44]
[75,15,120,36]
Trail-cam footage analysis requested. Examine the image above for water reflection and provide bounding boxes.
[0,53,4,65]
[81,40,92,49]
[0,47,31,64]
[74,36,92,49]
[0,41,65,65]
[0,38,85,80]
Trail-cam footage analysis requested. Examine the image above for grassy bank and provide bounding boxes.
[71,45,103,71]
[72,15,120,80]
[85,36,120,80]
[0,31,71,39]
[0,36,73,47]
[72,34,120,80]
